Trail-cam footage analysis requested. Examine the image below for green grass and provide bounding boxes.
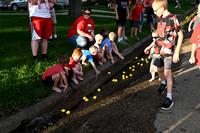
[0,1,195,117]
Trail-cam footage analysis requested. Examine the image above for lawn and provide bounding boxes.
[0,1,196,118]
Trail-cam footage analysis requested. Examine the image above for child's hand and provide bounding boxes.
[96,70,100,75]
[63,85,68,92]
[111,58,115,64]
[144,47,150,54]
[189,57,195,64]
[148,55,151,59]
[173,53,180,63]
[88,35,93,42]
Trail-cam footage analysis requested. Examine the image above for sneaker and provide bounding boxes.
[49,35,53,39]
[33,56,39,62]
[123,36,128,41]
[54,34,57,39]
[158,83,167,94]
[41,55,51,61]
[118,40,127,45]
[161,97,174,110]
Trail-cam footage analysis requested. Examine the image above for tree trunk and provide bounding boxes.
[87,0,92,5]
[68,0,82,18]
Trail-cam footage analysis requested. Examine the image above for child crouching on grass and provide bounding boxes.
[100,32,124,64]
[65,48,83,85]
[42,55,70,93]
[81,45,100,75]
[94,34,107,65]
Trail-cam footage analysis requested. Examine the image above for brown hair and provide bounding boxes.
[152,0,168,10]
[59,54,70,66]
[72,48,82,58]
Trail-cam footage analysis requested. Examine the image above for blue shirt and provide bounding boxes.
[82,50,93,62]
[100,38,112,51]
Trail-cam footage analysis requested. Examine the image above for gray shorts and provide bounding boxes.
[153,55,173,70]
[50,8,57,24]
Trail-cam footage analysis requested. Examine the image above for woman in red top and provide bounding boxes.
[67,8,95,50]
[130,0,144,39]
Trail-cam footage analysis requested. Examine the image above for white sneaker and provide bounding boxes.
[123,36,128,41]
[54,34,57,39]
[49,35,52,39]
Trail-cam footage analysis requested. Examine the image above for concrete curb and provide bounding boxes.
[0,7,197,133]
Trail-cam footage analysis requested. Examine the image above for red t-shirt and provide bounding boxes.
[154,14,181,57]
[64,56,78,70]
[67,15,94,39]
[131,4,143,20]
[42,63,65,80]
[190,23,200,66]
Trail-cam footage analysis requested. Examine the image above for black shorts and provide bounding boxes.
[42,75,54,85]
[116,17,127,27]
[130,20,139,27]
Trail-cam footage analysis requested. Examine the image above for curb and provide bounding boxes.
[0,7,197,133]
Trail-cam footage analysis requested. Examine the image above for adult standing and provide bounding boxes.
[67,8,95,50]
[115,0,129,45]
[28,0,57,61]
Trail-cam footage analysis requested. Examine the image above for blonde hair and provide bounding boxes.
[95,34,103,41]
[152,0,168,10]
[108,32,116,41]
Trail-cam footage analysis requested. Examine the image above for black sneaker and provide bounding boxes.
[41,55,51,61]
[161,97,174,110]
[158,83,167,94]
[33,56,39,62]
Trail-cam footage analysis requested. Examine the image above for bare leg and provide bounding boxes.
[52,23,57,37]
[40,38,48,54]
[31,39,40,56]
[157,67,165,82]
[52,73,62,93]
[71,71,78,84]
[121,27,125,38]
[164,69,173,94]
[76,63,84,80]
[130,27,134,37]
[149,72,155,82]
[111,42,124,60]
[117,27,123,40]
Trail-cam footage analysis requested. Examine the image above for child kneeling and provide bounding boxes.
[81,45,100,75]
[65,48,84,85]
[101,32,124,64]
[42,55,70,93]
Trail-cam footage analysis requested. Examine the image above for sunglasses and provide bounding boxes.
[84,12,91,16]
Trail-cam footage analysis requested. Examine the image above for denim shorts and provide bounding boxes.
[68,35,87,49]
[68,35,95,49]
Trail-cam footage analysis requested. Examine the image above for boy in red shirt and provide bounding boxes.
[65,48,84,85]
[144,0,183,110]
[189,23,200,69]
[42,55,70,93]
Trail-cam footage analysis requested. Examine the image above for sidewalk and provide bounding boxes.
[0,7,197,133]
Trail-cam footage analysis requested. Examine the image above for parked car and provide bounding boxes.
[0,0,8,10]
[9,0,27,11]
